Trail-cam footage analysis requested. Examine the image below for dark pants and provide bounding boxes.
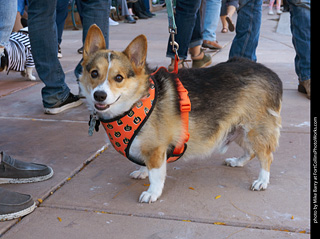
[166,0,202,60]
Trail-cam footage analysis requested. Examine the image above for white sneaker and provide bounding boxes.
[268,10,274,15]
[276,9,283,14]
[109,17,119,26]
[44,93,83,115]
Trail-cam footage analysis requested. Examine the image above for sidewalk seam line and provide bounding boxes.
[39,204,310,235]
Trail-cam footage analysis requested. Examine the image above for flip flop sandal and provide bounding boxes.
[221,27,228,33]
[226,16,235,32]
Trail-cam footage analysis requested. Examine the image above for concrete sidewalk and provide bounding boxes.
[0,6,310,238]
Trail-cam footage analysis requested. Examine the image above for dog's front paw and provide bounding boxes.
[130,166,148,179]
[251,169,270,191]
[139,190,160,203]
[251,179,268,191]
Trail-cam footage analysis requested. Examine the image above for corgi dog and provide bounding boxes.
[80,25,282,203]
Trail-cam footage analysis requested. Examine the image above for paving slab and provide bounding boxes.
[277,12,292,36]
[0,78,86,120]
[37,129,309,232]
[281,90,310,133]
[0,74,39,98]
[0,117,107,233]
[2,207,309,239]
[0,79,107,235]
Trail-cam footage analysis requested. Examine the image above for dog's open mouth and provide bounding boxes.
[94,95,121,111]
[94,103,110,111]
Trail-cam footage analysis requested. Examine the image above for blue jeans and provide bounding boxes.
[56,0,69,45]
[74,0,110,79]
[28,0,68,108]
[166,0,202,60]
[0,0,17,48]
[287,0,310,82]
[202,0,221,42]
[229,0,262,61]
[28,0,110,108]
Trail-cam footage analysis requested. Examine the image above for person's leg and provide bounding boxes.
[202,0,222,46]
[225,3,237,32]
[0,0,17,50]
[188,11,212,68]
[287,0,310,98]
[189,10,203,52]
[121,0,136,23]
[229,0,263,61]
[0,151,54,221]
[220,0,228,32]
[28,0,71,108]
[227,3,237,17]
[121,0,130,15]
[56,0,70,45]
[0,188,35,221]
[0,1,54,221]
[74,0,110,79]
[269,0,275,14]
[276,0,282,13]
[166,0,202,60]
[80,0,110,46]
[0,151,53,184]
[220,15,228,32]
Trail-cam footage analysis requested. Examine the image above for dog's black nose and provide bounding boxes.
[94,91,107,102]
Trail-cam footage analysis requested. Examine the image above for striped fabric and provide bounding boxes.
[6,31,34,72]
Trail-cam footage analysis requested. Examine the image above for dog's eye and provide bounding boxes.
[114,74,124,83]
[91,70,99,79]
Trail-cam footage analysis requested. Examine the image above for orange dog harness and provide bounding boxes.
[89,66,191,166]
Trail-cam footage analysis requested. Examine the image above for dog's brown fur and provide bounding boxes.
[80,25,282,203]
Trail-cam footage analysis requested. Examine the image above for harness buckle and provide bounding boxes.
[180,102,191,112]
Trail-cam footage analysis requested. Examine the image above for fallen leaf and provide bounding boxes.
[182,220,191,222]
[37,199,43,204]
[188,187,195,190]
[57,217,62,222]
[213,222,226,225]
[215,195,221,199]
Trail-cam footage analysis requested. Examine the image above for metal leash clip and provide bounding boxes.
[169,29,179,55]
[88,112,100,136]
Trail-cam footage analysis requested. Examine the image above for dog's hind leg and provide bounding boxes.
[130,166,148,179]
[225,151,255,167]
[224,127,255,167]
[251,109,281,190]
[247,123,279,191]
[251,150,273,191]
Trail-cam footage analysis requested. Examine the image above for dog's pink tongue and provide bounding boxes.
[95,103,109,111]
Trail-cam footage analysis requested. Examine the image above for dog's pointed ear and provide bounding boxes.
[83,24,106,60]
[123,35,147,72]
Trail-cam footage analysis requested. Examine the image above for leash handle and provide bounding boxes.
[166,0,179,55]
[165,0,176,34]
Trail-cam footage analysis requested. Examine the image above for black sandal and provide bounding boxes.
[226,15,235,32]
